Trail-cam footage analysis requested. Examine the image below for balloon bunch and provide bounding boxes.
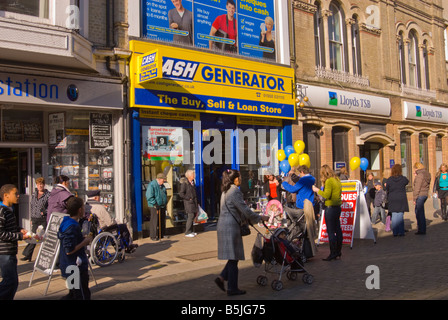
[349,157,369,171]
[277,140,310,173]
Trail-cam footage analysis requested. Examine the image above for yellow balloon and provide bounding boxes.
[349,157,361,171]
[277,150,286,162]
[294,140,305,154]
[288,153,300,167]
[299,153,311,168]
[161,161,171,171]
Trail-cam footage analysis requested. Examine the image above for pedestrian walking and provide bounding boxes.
[0,184,30,300]
[21,177,50,262]
[312,165,342,261]
[179,169,199,238]
[215,169,269,296]
[47,175,73,222]
[57,197,92,300]
[385,164,409,237]
[364,172,375,217]
[371,181,387,225]
[145,173,167,241]
[413,162,431,235]
[432,163,448,221]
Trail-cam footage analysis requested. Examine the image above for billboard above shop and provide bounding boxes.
[141,0,279,62]
[130,41,296,120]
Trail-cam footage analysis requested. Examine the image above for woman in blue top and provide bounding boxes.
[433,163,448,221]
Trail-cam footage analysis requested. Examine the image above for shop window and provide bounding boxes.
[1,110,43,142]
[419,133,429,169]
[400,131,412,183]
[141,125,195,228]
[0,0,49,19]
[332,126,349,171]
[436,134,443,169]
[48,111,116,216]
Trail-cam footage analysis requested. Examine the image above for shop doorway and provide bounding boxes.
[360,142,383,182]
[0,148,42,230]
[303,124,322,186]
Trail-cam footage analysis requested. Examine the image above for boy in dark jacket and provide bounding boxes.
[371,182,387,225]
[58,197,92,300]
[0,184,30,300]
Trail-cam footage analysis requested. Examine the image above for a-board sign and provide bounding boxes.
[34,213,67,274]
[317,180,375,248]
[29,212,68,295]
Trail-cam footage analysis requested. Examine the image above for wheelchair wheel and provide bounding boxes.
[90,232,118,267]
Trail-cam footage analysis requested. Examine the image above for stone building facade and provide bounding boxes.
[292,0,448,187]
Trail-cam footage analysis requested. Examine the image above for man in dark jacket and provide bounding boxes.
[180,169,199,238]
[58,197,92,300]
[0,184,30,300]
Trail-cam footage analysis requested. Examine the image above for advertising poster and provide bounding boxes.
[142,126,184,161]
[142,0,276,61]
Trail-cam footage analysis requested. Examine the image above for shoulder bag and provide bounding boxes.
[224,192,251,236]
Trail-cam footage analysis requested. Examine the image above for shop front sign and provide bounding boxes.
[403,101,448,124]
[130,41,296,120]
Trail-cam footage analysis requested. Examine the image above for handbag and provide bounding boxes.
[224,193,251,236]
[385,215,391,232]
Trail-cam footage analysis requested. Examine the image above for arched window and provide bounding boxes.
[423,40,430,89]
[351,15,362,75]
[398,31,406,85]
[314,1,325,67]
[408,30,421,88]
[328,2,346,71]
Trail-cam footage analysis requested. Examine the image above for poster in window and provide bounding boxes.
[89,113,112,149]
[49,113,65,146]
[142,126,184,161]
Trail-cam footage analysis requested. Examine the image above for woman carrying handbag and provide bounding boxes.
[215,169,269,296]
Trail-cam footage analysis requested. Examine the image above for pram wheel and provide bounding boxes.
[271,280,283,291]
[287,271,298,281]
[256,275,268,286]
[302,273,314,285]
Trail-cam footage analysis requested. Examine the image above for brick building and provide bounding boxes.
[292,0,448,188]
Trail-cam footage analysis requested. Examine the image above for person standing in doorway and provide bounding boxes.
[0,184,30,300]
[312,165,342,261]
[21,177,50,262]
[146,173,168,241]
[385,164,409,237]
[180,170,199,238]
[413,163,431,235]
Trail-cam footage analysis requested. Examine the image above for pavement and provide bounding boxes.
[12,196,448,301]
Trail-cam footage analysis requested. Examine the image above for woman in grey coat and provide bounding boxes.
[215,169,269,296]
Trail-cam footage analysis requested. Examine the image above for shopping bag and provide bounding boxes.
[385,215,391,232]
[433,193,440,210]
[196,205,208,223]
[251,233,264,268]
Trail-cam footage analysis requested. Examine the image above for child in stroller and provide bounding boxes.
[260,199,287,230]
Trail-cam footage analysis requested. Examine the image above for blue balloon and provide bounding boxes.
[284,145,295,158]
[280,160,291,173]
[360,157,369,171]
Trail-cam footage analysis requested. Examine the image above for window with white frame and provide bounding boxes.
[314,1,325,68]
[408,30,421,88]
[351,15,362,75]
[328,2,345,71]
[0,0,49,19]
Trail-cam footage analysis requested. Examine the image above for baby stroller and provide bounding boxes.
[283,206,314,263]
[258,199,287,230]
[253,224,314,291]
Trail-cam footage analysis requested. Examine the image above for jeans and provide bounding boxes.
[220,260,239,292]
[185,212,195,235]
[371,206,386,224]
[0,255,19,300]
[391,212,405,236]
[325,206,343,244]
[415,196,427,233]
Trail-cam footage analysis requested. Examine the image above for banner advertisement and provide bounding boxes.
[142,0,276,61]
[130,41,295,120]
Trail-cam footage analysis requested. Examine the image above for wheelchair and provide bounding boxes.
[86,214,129,267]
